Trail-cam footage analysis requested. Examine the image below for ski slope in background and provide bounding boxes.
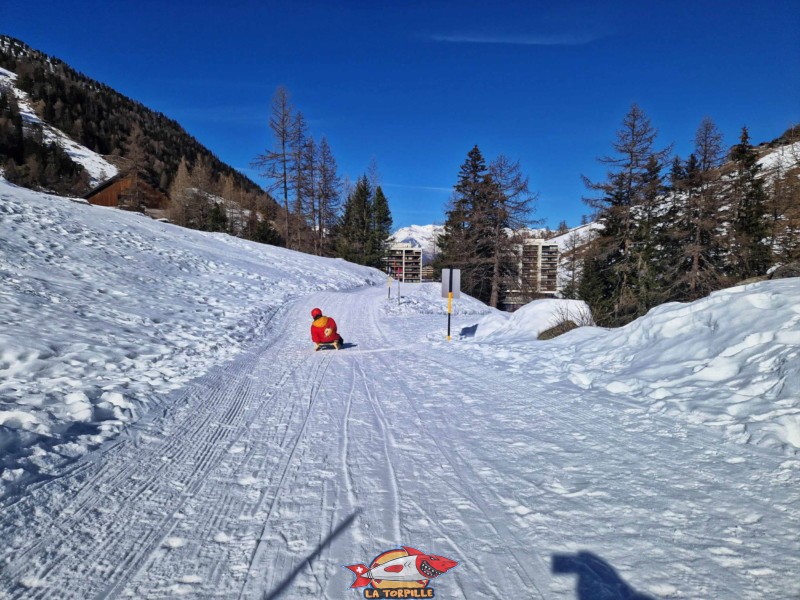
[1,179,799,598]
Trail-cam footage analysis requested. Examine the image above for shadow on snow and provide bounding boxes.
[552,551,656,600]
[263,510,361,600]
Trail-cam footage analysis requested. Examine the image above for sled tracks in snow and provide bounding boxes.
[0,313,340,599]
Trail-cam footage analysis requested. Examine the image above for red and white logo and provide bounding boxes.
[345,546,458,598]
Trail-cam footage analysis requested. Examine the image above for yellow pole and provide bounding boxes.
[447,291,453,341]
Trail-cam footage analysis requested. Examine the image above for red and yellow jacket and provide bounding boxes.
[311,315,339,343]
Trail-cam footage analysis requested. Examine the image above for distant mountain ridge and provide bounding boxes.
[391,224,444,263]
[0,35,264,199]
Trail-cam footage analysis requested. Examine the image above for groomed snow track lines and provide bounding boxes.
[1,287,799,599]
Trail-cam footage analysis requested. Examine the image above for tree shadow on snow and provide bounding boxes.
[263,509,361,600]
[552,551,656,600]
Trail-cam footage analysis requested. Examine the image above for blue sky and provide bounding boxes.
[2,0,799,229]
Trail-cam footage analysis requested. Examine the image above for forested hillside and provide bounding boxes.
[0,37,397,257]
[578,107,800,326]
[0,36,261,199]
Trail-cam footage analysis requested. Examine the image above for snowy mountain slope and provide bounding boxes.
[390,224,554,265]
[0,67,118,185]
[0,178,382,497]
[390,224,443,263]
[546,221,602,252]
[758,139,800,173]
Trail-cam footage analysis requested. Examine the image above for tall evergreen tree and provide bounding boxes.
[336,176,373,265]
[316,136,341,256]
[438,146,536,307]
[728,126,770,278]
[676,119,728,299]
[370,186,393,267]
[437,145,492,301]
[335,175,393,268]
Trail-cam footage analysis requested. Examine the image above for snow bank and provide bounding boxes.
[469,298,593,341]
[574,280,800,452]
[0,179,383,495]
[467,280,800,453]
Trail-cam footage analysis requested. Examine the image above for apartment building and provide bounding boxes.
[384,243,423,283]
[503,238,560,310]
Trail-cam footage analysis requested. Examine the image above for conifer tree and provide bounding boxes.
[438,145,492,301]
[221,174,242,235]
[581,104,671,325]
[728,126,770,278]
[316,136,341,256]
[167,157,192,226]
[122,123,147,211]
[290,111,312,250]
[675,119,728,299]
[336,175,373,264]
[560,229,588,299]
[487,155,537,307]
[438,146,536,307]
[370,186,393,267]
[334,175,393,268]
[253,86,295,246]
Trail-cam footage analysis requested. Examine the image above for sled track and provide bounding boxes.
[2,352,257,599]
[237,350,335,599]
[0,303,333,599]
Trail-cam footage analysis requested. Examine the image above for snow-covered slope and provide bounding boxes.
[758,139,800,173]
[0,178,382,495]
[545,221,602,252]
[0,66,118,185]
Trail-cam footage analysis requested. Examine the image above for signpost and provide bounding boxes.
[441,268,461,341]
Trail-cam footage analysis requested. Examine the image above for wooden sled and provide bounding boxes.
[314,340,342,351]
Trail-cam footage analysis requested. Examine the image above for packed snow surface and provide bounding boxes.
[0,178,383,494]
[0,67,118,185]
[1,180,799,599]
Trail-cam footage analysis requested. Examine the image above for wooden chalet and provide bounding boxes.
[83,172,169,215]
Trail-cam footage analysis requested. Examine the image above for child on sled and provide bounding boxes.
[310,307,344,350]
